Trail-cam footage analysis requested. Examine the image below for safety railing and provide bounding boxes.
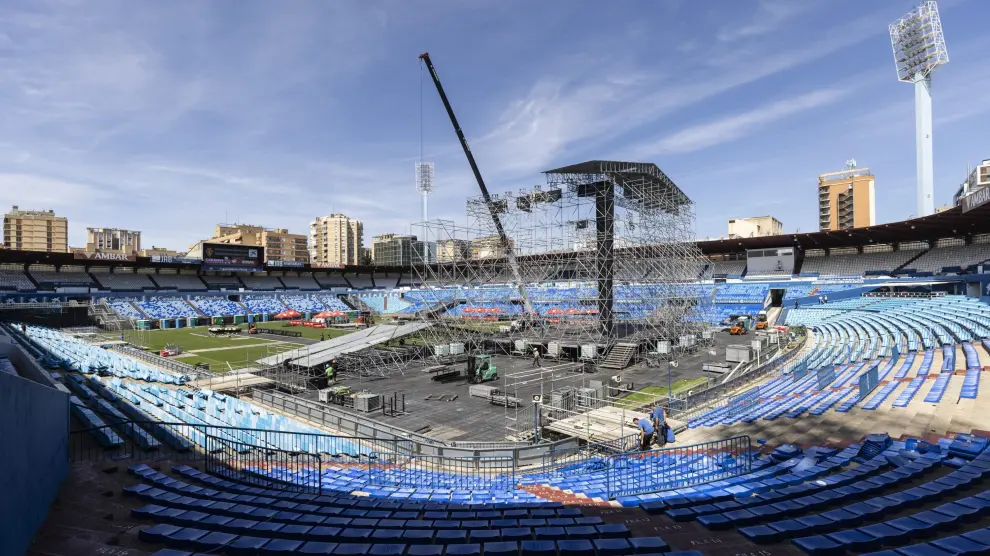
[525,433,639,482]
[606,435,752,499]
[368,452,516,493]
[68,420,411,465]
[204,434,323,495]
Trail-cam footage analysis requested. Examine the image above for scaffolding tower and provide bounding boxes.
[411,160,714,364]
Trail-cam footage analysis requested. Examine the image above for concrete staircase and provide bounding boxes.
[184,299,207,317]
[600,342,638,370]
[89,300,135,331]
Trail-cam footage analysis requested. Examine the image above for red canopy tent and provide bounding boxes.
[547,307,564,315]
[313,311,333,319]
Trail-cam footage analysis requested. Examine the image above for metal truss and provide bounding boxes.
[411,160,714,362]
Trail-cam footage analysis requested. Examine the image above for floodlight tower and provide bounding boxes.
[889,0,949,218]
[415,161,435,260]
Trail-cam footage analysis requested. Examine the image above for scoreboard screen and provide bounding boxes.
[202,243,264,269]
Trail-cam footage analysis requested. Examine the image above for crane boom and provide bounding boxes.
[419,52,534,316]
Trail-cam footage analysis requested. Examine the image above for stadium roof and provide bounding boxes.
[697,203,990,254]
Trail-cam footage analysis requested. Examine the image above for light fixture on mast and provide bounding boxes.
[889,0,949,218]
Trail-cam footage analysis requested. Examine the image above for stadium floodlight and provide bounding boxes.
[889,0,949,218]
[415,161,435,260]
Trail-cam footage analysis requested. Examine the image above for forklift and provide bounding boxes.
[729,316,749,336]
[754,311,769,330]
[467,353,498,384]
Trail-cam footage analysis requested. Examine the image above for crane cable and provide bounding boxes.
[419,60,424,164]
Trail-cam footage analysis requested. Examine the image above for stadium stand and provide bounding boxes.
[137,297,202,319]
[908,242,990,273]
[201,275,243,289]
[279,275,321,290]
[374,272,401,289]
[29,269,95,287]
[358,292,413,314]
[319,294,352,312]
[0,268,37,291]
[91,271,156,291]
[239,274,284,290]
[241,294,286,314]
[800,248,924,277]
[315,273,349,288]
[709,260,746,278]
[745,268,792,279]
[153,274,208,291]
[191,296,246,317]
[278,294,326,312]
[346,273,375,289]
[106,299,144,320]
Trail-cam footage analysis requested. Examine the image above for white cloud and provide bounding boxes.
[716,0,819,43]
[632,88,852,157]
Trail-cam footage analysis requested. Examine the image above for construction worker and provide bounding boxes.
[320,332,325,342]
[532,347,542,368]
[325,363,336,386]
[632,417,655,451]
[650,406,666,447]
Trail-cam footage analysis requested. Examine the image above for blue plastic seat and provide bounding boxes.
[401,529,434,544]
[564,526,598,539]
[444,544,481,556]
[594,538,632,556]
[164,528,208,549]
[260,539,304,555]
[333,544,374,555]
[521,540,557,556]
[895,543,954,556]
[596,524,631,539]
[485,541,520,556]
[792,535,843,556]
[139,524,183,544]
[368,544,407,556]
[628,536,669,553]
[470,530,501,543]
[931,535,990,556]
[406,546,443,556]
[558,539,595,556]
[226,536,269,556]
[297,542,337,555]
[435,530,468,544]
[190,531,237,551]
[825,530,880,552]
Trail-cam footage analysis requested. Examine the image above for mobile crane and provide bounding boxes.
[418,52,535,317]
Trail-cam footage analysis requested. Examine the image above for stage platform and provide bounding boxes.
[189,370,273,392]
[256,322,429,368]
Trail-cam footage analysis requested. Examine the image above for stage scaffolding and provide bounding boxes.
[411,159,714,352]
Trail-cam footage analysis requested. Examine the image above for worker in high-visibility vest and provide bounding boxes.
[325,364,336,386]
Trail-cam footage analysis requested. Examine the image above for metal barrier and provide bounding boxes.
[68,420,410,464]
[532,433,639,481]
[69,417,752,500]
[204,434,323,495]
[368,452,516,492]
[606,435,752,499]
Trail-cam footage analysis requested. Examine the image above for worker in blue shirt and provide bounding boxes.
[650,406,667,447]
[632,417,655,451]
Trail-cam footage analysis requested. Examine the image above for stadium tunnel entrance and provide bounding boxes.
[769,288,786,307]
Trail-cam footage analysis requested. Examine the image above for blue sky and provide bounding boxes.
[0,0,987,251]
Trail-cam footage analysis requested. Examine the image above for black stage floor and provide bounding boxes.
[299,331,748,442]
